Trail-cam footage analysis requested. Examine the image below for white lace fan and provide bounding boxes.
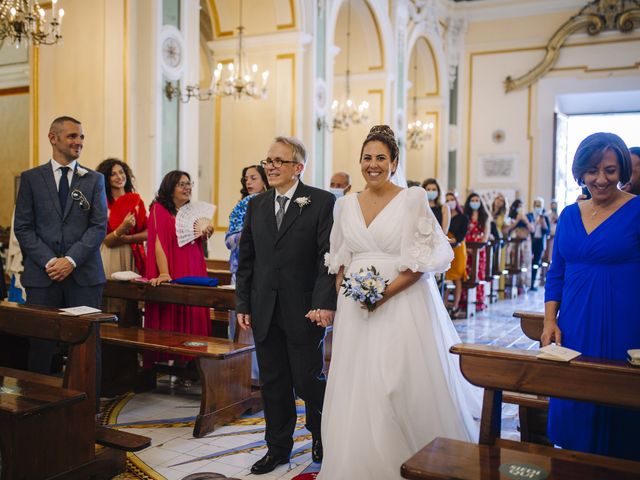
[175,201,216,247]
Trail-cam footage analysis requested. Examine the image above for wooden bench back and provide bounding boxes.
[505,237,526,274]
[450,343,640,444]
[0,301,116,409]
[513,310,544,341]
[462,241,486,288]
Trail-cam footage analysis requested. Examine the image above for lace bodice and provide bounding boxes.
[325,187,453,274]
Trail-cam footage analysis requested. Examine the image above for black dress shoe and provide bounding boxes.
[312,437,323,463]
[250,453,289,475]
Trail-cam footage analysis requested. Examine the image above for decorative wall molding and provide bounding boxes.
[446,16,467,90]
[505,0,640,93]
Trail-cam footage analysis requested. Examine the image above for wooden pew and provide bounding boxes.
[206,258,231,271]
[461,241,486,318]
[0,301,150,480]
[401,344,640,480]
[101,279,260,438]
[513,310,544,342]
[505,237,527,298]
[205,258,233,285]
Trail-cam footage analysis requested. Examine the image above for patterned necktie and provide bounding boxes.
[58,166,70,211]
[276,195,288,230]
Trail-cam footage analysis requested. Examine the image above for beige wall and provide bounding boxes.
[36,0,126,169]
[0,93,29,227]
[460,7,640,207]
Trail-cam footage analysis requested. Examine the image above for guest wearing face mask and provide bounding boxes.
[504,199,534,290]
[444,192,469,317]
[544,200,559,264]
[329,171,352,199]
[527,197,550,291]
[462,193,490,311]
[422,178,450,234]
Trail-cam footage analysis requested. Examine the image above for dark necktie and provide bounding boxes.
[276,195,288,230]
[58,166,70,211]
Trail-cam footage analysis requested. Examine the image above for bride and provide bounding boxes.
[315,125,481,479]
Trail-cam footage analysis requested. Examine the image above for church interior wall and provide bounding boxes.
[2,0,639,262]
[460,4,640,208]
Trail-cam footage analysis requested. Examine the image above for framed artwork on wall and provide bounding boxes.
[476,153,518,184]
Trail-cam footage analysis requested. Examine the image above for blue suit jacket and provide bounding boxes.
[14,161,108,288]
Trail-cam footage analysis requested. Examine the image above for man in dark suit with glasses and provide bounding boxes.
[14,116,107,379]
[236,136,336,474]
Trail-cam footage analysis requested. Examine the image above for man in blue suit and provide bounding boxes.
[14,116,107,375]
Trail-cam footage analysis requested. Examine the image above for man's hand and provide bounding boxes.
[237,313,252,331]
[305,309,335,327]
[46,257,74,282]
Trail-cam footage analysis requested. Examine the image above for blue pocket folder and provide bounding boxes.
[171,276,219,287]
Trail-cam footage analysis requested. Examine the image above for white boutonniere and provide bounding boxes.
[294,196,311,213]
[75,166,88,177]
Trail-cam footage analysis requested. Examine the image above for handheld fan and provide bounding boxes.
[175,201,216,247]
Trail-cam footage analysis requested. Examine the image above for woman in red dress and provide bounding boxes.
[462,193,490,311]
[96,158,147,277]
[145,171,213,367]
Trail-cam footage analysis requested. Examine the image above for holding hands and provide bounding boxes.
[305,309,335,327]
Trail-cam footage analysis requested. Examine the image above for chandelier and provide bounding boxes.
[165,0,268,103]
[318,0,369,131]
[406,48,433,150]
[0,0,64,48]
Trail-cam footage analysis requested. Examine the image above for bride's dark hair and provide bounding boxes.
[360,125,399,164]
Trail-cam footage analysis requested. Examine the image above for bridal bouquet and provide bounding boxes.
[341,266,389,312]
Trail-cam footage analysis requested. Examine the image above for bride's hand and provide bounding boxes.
[305,309,335,327]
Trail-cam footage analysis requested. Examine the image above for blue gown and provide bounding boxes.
[544,195,640,460]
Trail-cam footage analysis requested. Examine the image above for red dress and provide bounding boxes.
[464,217,486,310]
[144,203,210,362]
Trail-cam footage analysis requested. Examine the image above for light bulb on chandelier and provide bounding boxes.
[406,44,433,150]
[317,0,369,132]
[407,119,434,150]
[165,0,269,103]
[1,0,65,48]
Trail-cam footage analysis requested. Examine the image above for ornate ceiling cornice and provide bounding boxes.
[504,0,640,93]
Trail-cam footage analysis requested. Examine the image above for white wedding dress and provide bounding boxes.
[318,187,481,480]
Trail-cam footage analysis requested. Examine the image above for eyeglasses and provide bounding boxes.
[260,159,298,169]
[177,181,195,189]
[70,189,90,211]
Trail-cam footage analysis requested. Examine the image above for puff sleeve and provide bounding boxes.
[398,187,454,273]
[324,196,351,274]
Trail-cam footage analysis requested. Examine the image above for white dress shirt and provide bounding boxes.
[50,158,77,190]
[48,158,78,269]
[274,180,299,216]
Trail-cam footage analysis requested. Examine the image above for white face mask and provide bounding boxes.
[534,207,543,215]
[426,191,438,201]
[470,201,481,210]
[329,187,344,199]
[447,200,457,210]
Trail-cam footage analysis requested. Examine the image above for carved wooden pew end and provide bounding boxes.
[401,344,640,480]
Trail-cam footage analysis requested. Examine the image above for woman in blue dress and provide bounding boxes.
[225,164,269,284]
[542,132,640,460]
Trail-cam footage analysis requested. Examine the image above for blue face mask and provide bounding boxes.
[534,207,543,215]
[470,201,481,210]
[426,191,438,201]
[329,187,344,199]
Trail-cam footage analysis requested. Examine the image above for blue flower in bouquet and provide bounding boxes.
[341,266,389,312]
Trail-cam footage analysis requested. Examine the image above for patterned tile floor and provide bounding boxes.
[109,288,545,480]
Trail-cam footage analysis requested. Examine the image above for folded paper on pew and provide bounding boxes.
[59,306,102,316]
[536,344,581,362]
[111,270,142,281]
[628,349,640,366]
